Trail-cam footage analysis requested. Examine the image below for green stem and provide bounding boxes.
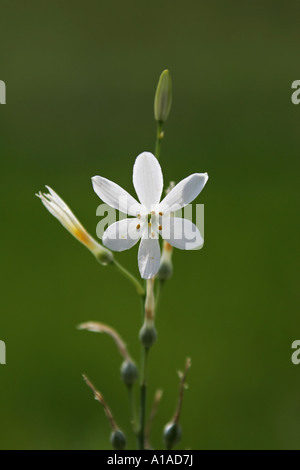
[137,116,164,450]
[128,386,138,434]
[139,347,149,450]
[155,278,163,312]
[154,121,164,160]
[112,259,145,297]
[140,294,145,323]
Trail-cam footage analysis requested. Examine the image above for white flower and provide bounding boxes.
[92,152,208,279]
[36,186,113,264]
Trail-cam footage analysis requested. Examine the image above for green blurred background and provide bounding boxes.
[0,0,299,450]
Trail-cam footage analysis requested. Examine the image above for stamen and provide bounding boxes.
[159,212,163,216]
[136,224,141,230]
[159,225,162,231]
[151,211,156,215]
[137,214,141,219]
[151,231,155,238]
[148,222,152,227]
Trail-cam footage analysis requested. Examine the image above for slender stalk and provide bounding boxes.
[154,121,164,160]
[138,279,156,449]
[112,259,145,297]
[137,106,166,449]
[173,358,192,424]
[128,386,138,434]
[145,389,163,449]
[139,347,149,450]
[83,374,118,431]
[155,278,163,312]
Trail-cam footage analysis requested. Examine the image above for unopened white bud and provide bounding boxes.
[36,186,114,266]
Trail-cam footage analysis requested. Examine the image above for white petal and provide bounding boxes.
[92,176,143,216]
[138,233,161,279]
[102,218,143,252]
[133,152,163,210]
[159,173,208,213]
[161,216,204,250]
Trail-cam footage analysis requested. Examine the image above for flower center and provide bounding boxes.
[136,211,163,235]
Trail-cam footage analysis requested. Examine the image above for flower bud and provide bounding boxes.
[157,241,173,281]
[110,429,127,450]
[139,321,157,349]
[163,422,182,449]
[157,259,173,281]
[154,69,172,122]
[120,360,138,387]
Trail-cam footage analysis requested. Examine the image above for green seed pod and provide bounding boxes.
[120,360,138,387]
[163,422,182,449]
[110,429,127,450]
[139,322,157,349]
[154,69,172,122]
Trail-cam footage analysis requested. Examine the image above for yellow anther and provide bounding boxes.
[136,224,141,230]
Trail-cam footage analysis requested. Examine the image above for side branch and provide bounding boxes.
[83,374,117,431]
[174,357,192,424]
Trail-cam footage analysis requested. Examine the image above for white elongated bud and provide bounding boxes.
[154,69,172,122]
[36,186,113,265]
